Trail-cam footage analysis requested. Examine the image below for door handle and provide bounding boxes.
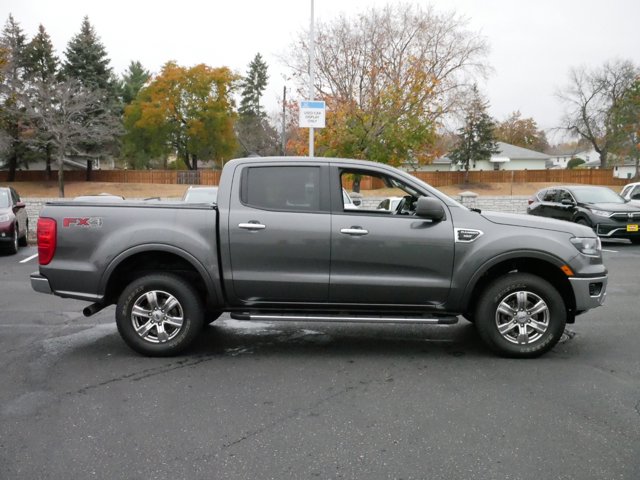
[340,227,369,236]
[239,222,266,231]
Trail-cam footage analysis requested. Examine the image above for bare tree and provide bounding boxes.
[286,3,489,124]
[24,78,120,197]
[557,60,638,168]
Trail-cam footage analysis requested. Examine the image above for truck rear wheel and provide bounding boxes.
[474,273,566,358]
[116,273,204,356]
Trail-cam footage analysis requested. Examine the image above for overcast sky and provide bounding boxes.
[3,0,640,143]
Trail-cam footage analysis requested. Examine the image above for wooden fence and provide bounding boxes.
[412,169,628,187]
[0,169,222,185]
[0,168,626,187]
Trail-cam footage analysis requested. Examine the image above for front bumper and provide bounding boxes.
[595,222,640,238]
[0,221,15,242]
[569,275,607,310]
[31,273,52,294]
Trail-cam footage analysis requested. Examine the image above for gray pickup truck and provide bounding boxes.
[31,157,607,358]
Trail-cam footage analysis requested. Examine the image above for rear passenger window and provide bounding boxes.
[542,189,557,202]
[242,166,321,212]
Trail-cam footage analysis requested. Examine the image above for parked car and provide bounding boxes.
[183,186,218,203]
[620,182,640,206]
[73,193,125,202]
[527,185,640,244]
[0,186,29,254]
[31,157,607,358]
[376,196,404,212]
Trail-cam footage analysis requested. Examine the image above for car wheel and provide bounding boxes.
[18,221,28,247]
[631,238,640,245]
[576,218,592,228]
[7,225,18,255]
[474,273,566,358]
[116,273,204,356]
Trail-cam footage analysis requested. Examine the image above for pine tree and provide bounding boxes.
[60,16,119,168]
[23,24,59,178]
[23,24,57,82]
[0,14,28,180]
[61,16,113,92]
[120,60,150,105]
[236,53,279,156]
[449,85,499,182]
[239,53,268,117]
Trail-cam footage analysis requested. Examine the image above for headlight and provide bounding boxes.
[570,236,601,256]
[0,213,12,222]
[590,209,611,218]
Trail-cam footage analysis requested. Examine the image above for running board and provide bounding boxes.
[230,312,458,325]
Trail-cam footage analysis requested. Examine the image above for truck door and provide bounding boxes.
[226,163,331,304]
[329,166,455,306]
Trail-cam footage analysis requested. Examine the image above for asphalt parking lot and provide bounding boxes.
[1,243,639,480]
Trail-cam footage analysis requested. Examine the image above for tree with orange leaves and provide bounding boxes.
[286,3,488,165]
[123,62,238,170]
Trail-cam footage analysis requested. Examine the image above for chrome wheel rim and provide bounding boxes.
[131,290,184,344]
[495,290,549,345]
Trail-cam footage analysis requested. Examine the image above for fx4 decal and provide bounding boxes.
[63,217,103,228]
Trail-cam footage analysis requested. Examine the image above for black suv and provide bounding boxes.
[527,185,640,244]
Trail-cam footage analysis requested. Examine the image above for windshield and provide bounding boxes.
[572,187,625,204]
[184,188,218,203]
[0,190,9,208]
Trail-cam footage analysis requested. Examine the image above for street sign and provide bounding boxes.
[299,100,326,128]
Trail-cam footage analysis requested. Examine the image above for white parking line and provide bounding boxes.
[602,249,618,253]
[19,254,38,264]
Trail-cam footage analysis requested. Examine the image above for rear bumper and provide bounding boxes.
[569,275,607,311]
[31,273,52,294]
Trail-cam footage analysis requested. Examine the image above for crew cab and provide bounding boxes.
[31,157,608,358]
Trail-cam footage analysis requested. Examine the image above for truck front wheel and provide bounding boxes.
[116,273,204,356]
[474,273,566,358]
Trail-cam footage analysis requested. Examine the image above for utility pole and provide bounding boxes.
[308,0,315,158]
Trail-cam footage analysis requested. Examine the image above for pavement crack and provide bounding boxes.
[66,355,218,396]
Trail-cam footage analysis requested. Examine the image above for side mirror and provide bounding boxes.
[15,201,26,209]
[415,197,445,221]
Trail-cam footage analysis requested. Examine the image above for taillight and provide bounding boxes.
[37,217,57,265]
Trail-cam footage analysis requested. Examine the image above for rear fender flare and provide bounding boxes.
[99,244,221,306]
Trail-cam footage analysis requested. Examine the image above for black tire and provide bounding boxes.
[116,273,204,356]
[7,225,18,255]
[631,238,640,245]
[18,221,28,247]
[474,273,566,358]
[576,218,592,228]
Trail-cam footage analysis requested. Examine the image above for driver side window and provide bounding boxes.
[338,168,419,214]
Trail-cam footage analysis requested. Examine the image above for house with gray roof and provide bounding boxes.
[414,142,550,172]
